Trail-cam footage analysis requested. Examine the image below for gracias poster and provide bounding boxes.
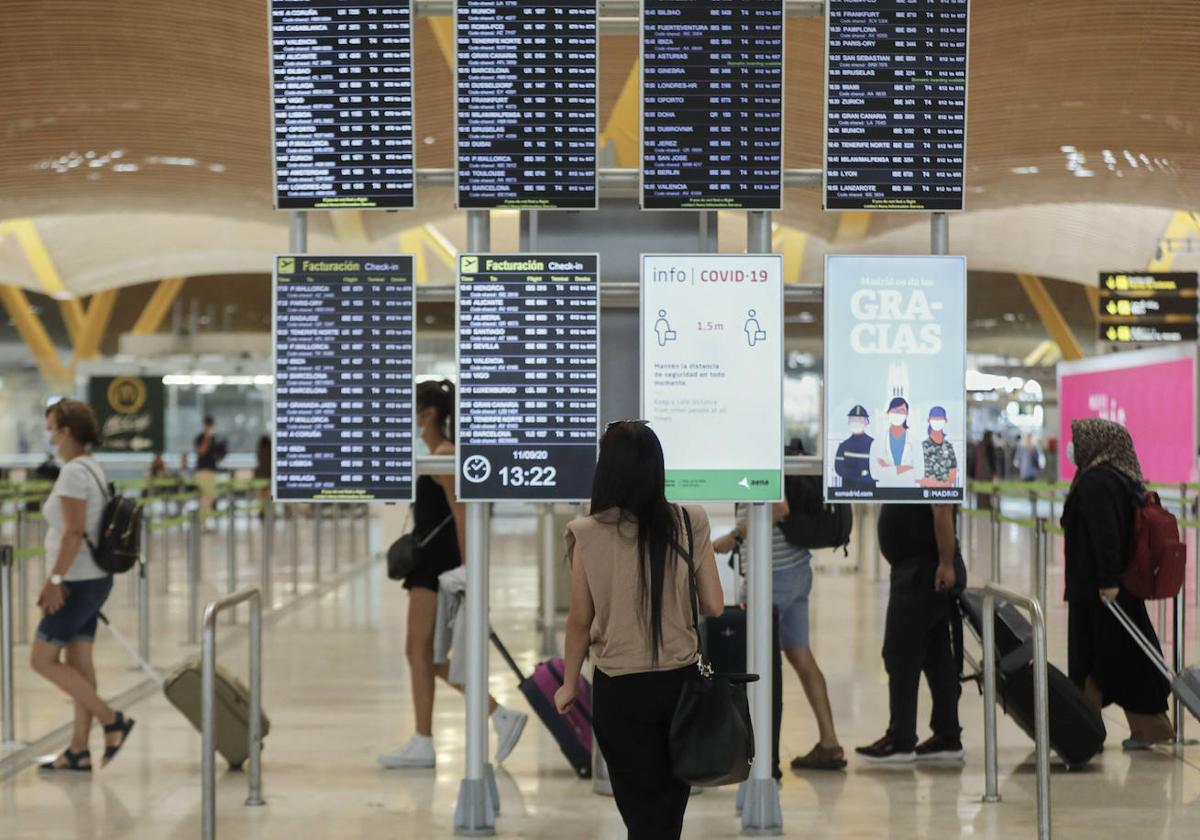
[824,255,967,503]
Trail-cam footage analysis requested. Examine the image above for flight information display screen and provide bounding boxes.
[456,0,598,209]
[457,254,600,501]
[273,255,415,501]
[824,0,969,211]
[270,0,416,210]
[641,0,784,210]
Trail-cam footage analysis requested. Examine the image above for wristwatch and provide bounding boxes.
[49,574,64,586]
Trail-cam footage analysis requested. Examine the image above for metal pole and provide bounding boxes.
[454,504,495,835]
[312,507,322,584]
[982,585,1051,840]
[456,208,496,836]
[931,211,949,256]
[1,545,16,745]
[289,210,308,253]
[1174,589,1186,744]
[263,499,275,609]
[332,504,342,574]
[188,509,201,646]
[139,513,151,663]
[990,495,1001,583]
[540,505,557,656]
[159,503,171,595]
[290,505,300,594]
[743,501,782,834]
[202,588,266,840]
[227,490,238,623]
[1034,518,1048,608]
[15,511,27,646]
[982,592,999,803]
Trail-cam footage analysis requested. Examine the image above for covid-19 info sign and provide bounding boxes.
[824,255,967,504]
[641,254,784,503]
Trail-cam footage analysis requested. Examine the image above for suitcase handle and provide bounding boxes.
[489,629,528,683]
[1102,599,1175,682]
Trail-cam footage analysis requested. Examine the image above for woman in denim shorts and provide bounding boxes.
[31,400,135,772]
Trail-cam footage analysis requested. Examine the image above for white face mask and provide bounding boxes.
[849,421,867,434]
[888,412,907,428]
[929,419,947,432]
[1067,441,1075,466]
[414,418,429,456]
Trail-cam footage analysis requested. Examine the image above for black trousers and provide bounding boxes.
[882,560,962,751]
[593,665,693,840]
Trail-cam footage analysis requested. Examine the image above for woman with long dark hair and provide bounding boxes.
[554,421,724,839]
[378,380,527,769]
[1063,418,1171,748]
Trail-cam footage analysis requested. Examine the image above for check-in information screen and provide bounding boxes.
[457,254,600,501]
[641,255,783,502]
[273,255,415,501]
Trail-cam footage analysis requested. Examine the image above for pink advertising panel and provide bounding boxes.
[1058,346,1198,483]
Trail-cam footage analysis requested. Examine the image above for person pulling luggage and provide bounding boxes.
[857,501,964,764]
[1062,418,1172,748]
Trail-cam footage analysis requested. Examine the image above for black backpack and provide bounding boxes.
[79,461,142,575]
[778,474,853,552]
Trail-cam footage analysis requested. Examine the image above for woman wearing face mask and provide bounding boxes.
[869,397,924,488]
[918,406,958,489]
[1062,419,1172,748]
[379,380,527,770]
[32,400,136,772]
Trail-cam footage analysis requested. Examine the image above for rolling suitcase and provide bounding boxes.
[163,661,271,770]
[1104,599,1200,723]
[958,589,1104,770]
[489,630,592,778]
[703,606,782,778]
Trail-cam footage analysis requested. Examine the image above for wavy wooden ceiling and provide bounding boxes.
[0,0,1196,236]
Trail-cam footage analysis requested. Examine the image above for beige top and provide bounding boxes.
[564,505,711,677]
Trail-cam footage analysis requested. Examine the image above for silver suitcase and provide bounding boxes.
[1104,600,1200,722]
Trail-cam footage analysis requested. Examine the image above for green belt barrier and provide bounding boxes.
[14,546,45,562]
[1178,519,1200,530]
[996,514,1038,529]
[25,512,44,523]
[964,508,992,519]
[0,513,18,525]
[1045,522,1065,536]
[198,508,225,523]
[150,513,192,532]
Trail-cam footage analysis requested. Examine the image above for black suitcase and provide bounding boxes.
[703,607,782,778]
[489,630,592,778]
[958,588,1105,770]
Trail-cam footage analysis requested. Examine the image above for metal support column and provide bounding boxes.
[290,505,301,594]
[290,210,309,253]
[456,208,497,836]
[540,505,558,656]
[741,208,782,835]
[1,545,16,746]
[313,507,323,583]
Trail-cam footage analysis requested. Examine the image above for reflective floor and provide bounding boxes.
[2,503,1199,838]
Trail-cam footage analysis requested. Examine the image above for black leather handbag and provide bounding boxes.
[668,507,759,787]
[387,514,453,581]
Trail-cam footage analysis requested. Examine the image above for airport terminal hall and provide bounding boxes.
[4,1,1200,838]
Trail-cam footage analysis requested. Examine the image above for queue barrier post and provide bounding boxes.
[201,587,265,840]
[188,508,201,646]
[982,584,1051,840]
[226,490,239,624]
[138,512,151,663]
[989,492,1001,584]
[312,505,322,584]
[262,499,275,609]
[16,510,28,646]
[332,503,342,574]
[540,504,557,656]
[1,545,17,746]
[1174,589,1187,745]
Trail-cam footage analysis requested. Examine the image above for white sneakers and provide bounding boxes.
[378,734,436,769]
[492,706,529,765]
[378,706,529,770]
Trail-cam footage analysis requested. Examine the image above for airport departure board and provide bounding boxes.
[273,255,415,501]
[456,0,599,209]
[824,0,970,211]
[270,1,416,210]
[641,0,785,210]
[457,254,600,501]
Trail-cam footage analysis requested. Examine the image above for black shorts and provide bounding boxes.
[37,576,113,646]
[402,537,461,593]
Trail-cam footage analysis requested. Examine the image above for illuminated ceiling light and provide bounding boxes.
[113,163,140,173]
[1059,145,1077,153]
[1010,166,1039,175]
[1073,169,1095,177]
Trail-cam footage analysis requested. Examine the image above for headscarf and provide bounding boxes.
[1070,418,1144,488]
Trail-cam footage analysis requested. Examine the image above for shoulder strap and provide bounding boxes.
[74,458,112,502]
[673,506,703,656]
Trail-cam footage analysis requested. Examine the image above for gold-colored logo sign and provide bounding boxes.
[107,377,147,415]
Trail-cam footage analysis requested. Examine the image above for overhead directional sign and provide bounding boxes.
[641,0,784,210]
[273,255,416,501]
[1098,271,1199,344]
[269,0,416,210]
[823,0,970,211]
[456,0,599,209]
[641,254,784,502]
[456,254,600,501]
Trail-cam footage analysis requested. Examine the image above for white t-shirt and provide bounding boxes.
[42,455,110,582]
